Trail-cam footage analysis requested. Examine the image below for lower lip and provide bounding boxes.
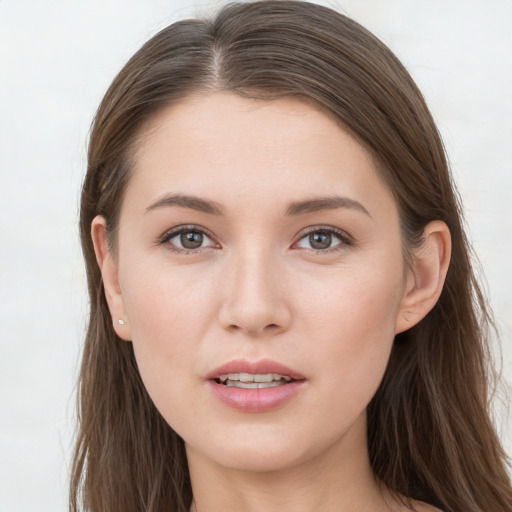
[207,380,306,413]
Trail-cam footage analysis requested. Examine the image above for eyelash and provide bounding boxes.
[158,225,218,254]
[295,226,353,253]
[157,225,353,255]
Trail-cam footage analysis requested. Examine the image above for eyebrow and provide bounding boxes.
[285,196,371,217]
[146,193,371,218]
[146,193,225,215]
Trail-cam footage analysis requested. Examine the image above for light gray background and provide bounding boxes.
[1,0,511,510]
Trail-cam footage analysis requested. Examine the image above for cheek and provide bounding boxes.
[300,265,402,410]
[116,243,405,461]
[119,261,218,412]
[301,260,403,341]
[121,254,219,336]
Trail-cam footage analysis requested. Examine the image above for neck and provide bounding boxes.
[187,414,393,512]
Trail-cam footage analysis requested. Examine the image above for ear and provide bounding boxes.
[91,215,132,341]
[395,220,451,334]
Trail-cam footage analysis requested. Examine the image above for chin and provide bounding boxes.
[206,448,309,474]
[185,424,334,474]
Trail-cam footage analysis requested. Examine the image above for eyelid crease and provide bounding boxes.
[295,225,353,242]
[293,225,354,253]
[157,224,354,255]
[157,224,219,251]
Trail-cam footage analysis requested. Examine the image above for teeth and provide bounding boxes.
[225,381,287,389]
[219,373,293,385]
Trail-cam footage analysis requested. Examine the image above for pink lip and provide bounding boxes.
[206,358,306,381]
[205,358,307,413]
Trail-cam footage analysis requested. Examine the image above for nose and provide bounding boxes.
[218,245,292,337]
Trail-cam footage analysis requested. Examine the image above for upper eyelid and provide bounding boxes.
[295,225,352,242]
[159,224,352,251]
[158,226,219,254]
[299,225,347,235]
[160,224,217,242]
[160,224,349,238]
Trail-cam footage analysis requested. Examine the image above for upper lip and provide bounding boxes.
[206,358,306,381]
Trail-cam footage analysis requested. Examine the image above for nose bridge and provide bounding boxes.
[219,237,290,335]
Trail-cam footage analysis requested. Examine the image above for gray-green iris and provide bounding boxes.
[181,231,203,249]
[310,232,332,250]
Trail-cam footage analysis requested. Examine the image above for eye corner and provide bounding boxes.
[157,225,220,254]
[293,226,354,253]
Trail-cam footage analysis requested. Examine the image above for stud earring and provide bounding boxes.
[118,319,126,325]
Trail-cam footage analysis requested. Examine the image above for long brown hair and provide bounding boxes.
[71,2,512,511]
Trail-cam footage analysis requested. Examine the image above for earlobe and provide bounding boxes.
[395,220,451,334]
[91,215,132,341]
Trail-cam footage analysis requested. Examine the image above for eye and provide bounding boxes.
[160,226,218,252]
[294,227,351,252]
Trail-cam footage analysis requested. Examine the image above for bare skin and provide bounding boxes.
[93,92,449,512]
[187,411,441,512]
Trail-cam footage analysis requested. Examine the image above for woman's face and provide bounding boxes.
[108,92,412,472]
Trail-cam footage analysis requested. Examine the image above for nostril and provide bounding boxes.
[227,323,281,334]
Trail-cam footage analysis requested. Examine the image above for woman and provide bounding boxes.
[70,1,512,511]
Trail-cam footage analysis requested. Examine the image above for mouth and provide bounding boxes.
[206,359,306,412]
[216,373,295,389]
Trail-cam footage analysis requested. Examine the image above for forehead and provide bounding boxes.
[126,92,396,218]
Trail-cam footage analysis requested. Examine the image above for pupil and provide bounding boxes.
[181,231,203,249]
[310,232,331,249]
